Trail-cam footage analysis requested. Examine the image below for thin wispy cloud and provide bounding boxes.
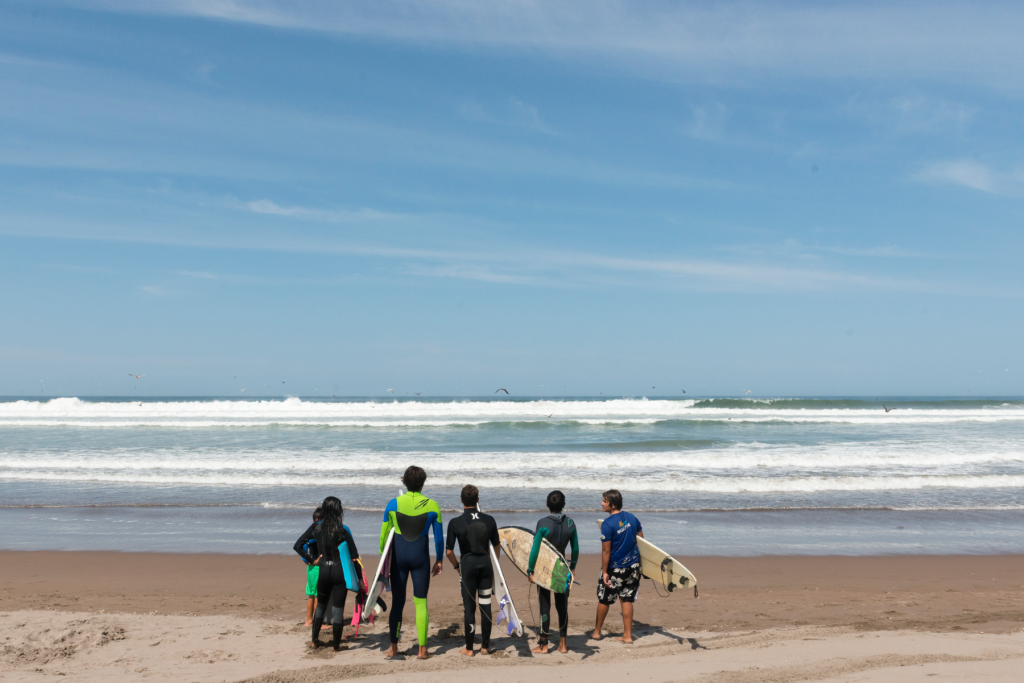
[74,1,1024,86]
[892,96,977,133]
[244,199,398,221]
[687,103,728,141]
[915,160,998,193]
[458,97,555,134]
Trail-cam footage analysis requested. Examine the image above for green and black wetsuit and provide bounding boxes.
[527,513,579,646]
[380,491,444,646]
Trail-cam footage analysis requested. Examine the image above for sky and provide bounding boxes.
[1,0,1023,397]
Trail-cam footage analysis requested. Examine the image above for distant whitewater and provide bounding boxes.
[2,396,1023,554]
[2,395,1022,506]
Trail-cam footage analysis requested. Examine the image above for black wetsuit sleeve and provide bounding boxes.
[489,517,500,548]
[294,522,317,563]
[446,519,457,551]
[341,526,359,560]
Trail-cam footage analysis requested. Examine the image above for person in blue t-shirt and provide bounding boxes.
[591,489,643,644]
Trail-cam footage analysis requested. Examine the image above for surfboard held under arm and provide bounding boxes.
[596,519,698,597]
[362,528,394,623]
[489,544,524,637]
[497,526,574,594]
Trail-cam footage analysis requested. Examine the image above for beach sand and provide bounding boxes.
[2,551,1023,681]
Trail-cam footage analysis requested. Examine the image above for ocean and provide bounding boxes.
[1,396,1022,556]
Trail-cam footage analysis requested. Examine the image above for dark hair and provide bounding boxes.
[403,466,427,492]
[546,490,565,513]
[313,506,323,522]
[603,489,623,511]
[461,485,479,507]
[320,496,343,538]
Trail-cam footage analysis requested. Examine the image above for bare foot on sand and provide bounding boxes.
[558,642,570,654]
[531,644,550,654]
[616,636,633,644]
[309,641,320,649]
[459,647,474,656]
[384,644,399,658]
[589,631,603,640]
[304,620,312,627]
[417,645,431,660]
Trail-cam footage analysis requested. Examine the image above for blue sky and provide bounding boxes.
[2,1,1023,397]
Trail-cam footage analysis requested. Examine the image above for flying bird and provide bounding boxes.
[745,390,752,394]
[415,392,422,396]
[496,388,509,394]
[681,390,686,393]
[884,405,892,413]
[129,373,144,378]
[547,413,554,418]
[387,389,394,393]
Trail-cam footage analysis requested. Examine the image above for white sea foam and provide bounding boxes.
[2,469,1023,493]
[1,397,1022,427]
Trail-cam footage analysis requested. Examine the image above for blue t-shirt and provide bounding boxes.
[600,511,642,569]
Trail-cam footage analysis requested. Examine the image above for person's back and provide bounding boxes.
[601,509,641,569]
[528,490,579,654]
[445,485,500,656]
[380,466,444,659]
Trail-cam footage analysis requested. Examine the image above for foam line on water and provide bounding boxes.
[2,470,1023,492]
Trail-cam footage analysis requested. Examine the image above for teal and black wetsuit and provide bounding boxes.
[527,513,579,646]
[380,491,444,646]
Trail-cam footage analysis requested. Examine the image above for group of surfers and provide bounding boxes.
[293,465,644,657]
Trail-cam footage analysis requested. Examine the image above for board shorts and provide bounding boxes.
[597,562,641,605]
[305,565,319,597]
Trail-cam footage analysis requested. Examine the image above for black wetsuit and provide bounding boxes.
[446,508,500,651]
[294,521,360,647]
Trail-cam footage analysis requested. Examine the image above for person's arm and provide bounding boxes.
[527,527,550,575]
[636,515,644,540]
[600,519,612,585]
[601,540,612,585]
[569,522,580,572]
[380,499,397,553]
[293,522,316,563]
[445,520,460,569]
[489,518,500,550]
[428,504,444,575]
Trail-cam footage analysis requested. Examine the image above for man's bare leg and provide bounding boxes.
[558,636,569,653]
[591,603,609,639]
[305,596,314,626]
[531,640,550,654]
[385,643,399,658]
[616,602,634,644]
[417,645,430,660]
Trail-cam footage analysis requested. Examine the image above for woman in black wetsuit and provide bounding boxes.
[294,496,362,650]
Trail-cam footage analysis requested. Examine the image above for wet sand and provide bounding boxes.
[2,551,1023,681]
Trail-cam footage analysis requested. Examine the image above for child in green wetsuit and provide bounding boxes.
[380,466,444,659]
[527,490,579,654]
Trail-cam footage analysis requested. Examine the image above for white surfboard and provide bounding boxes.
[489,543,524,637]
[596,519,698,597]
[362,528,394,623]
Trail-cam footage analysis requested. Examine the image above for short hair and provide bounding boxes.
[603,489,623,511]
[546,490,565,513]
[313,506,323,521]
[402,465,427,492]
[461,485,479,507]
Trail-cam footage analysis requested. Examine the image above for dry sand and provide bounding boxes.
[2,551,1023,682]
